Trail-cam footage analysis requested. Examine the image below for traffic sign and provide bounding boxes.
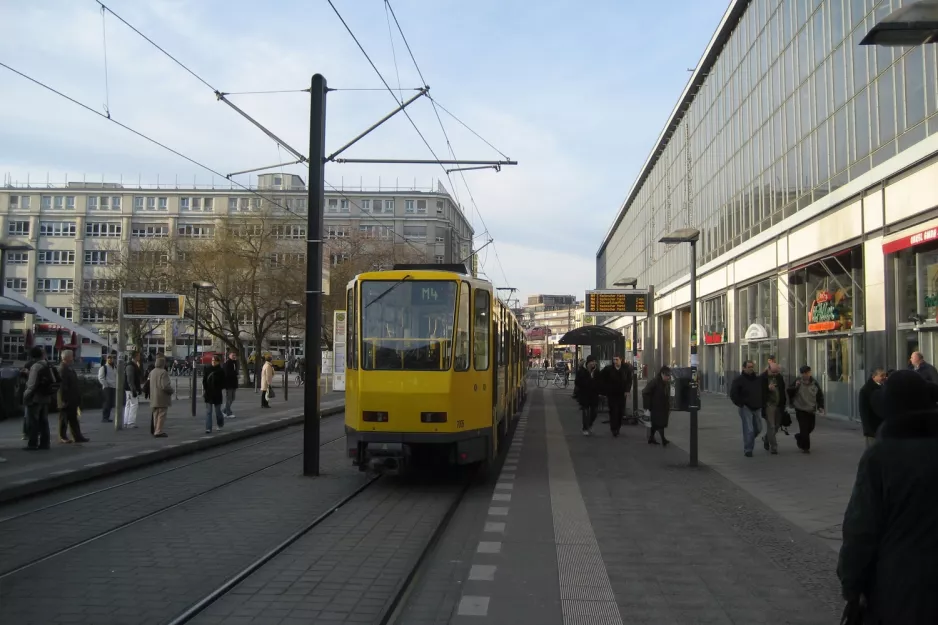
[121,293,187,319]
[585,289,647,315]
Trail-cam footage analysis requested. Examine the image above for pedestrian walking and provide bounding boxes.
[57,350,89,444]
[202,355,226,433]
[148,356,173,437]
[123,351,144,429]
[909,351,938,385]
[21,346,54,451]
[837,369,938,624]
[858,368,886,448]
[759,359,786,454]
[730,360,763,457]
[260,355,274,408]
[97,353,117,423]
[19,351,38,440]
[574,355,600,436]
[601,355,633,437]
[222,351,239,419]
[787,365,825,453]
[641,366,671,446]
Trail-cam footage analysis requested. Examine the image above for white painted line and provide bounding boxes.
[48,469,74,476]
[83,462,106,468]
[469,564,497,581]
[113,455,133,460]
[180,440,197,444]
[10,478,36,485]
[495,482,514,490]
[488,507,509,516]
[484,521,506,533]
[477,541,502,554]
[492,493,512,502]
[457,596,490,617]
[500,474,516,481]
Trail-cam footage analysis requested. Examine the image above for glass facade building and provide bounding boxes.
[597,0,938,420]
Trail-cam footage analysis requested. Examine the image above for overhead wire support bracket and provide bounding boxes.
[326,87,428,162]
[333,158,518,166]
[215,91,308,163]
[226,159,305,179]
[446,164,501,174]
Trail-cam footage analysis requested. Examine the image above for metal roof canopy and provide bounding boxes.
[860,1,938,46]
[0,295,35,321]
[558,325,623,346]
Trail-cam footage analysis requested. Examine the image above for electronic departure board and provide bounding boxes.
[121,294,186,319]
[584,290,647,314]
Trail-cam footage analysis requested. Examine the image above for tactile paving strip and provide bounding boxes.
[544,400,623,625]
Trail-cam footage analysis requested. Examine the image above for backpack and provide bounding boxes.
[36,364,62,397]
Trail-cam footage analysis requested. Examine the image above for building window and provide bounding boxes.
[81,308,117,323]
[339,199,349,212]
[37,250,75,265]
[5,278,27,292]
[327,198,338,212]
[269,252,305,267]
[85,222,122,237]
[90,196,120,210]
[331,252,349,267]
[132,223,169,238]
[134,197,144,210]
[8,221,29,236]
[46,307,74,320]
[274,224,305,239]
[39,222,77,237]
[738,278,778,372]
[435,236,445,243]
[36,278,74,293]
[180,197,213,211]
[66,196,75,210]
[2,334,25,360]
[360,199,371,212]
[403,225,427,240]
[10,195,30,210]
[416,199,427,213]
[87,197,98,210]
[84,250,110,265]
[327,225,349,239]
[359,225,391,240]
[6,251,28,264]
[83,278,119,292]
[436,200,444,214]
[405,199,415,213]
[177,224,214,238]
[434,255,444,264]
[383,199,394,213]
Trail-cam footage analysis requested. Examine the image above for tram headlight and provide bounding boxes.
[363,411,389,422]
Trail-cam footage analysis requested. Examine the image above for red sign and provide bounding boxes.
[883,225,938,254]
[704,331,725,345]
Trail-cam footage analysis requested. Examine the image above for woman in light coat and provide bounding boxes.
[260,355,275,408]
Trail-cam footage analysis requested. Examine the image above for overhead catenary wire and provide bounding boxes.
[99,3,111,117]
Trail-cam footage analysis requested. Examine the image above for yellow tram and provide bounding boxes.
[343,264,527,473]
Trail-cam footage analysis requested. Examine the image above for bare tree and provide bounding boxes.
[75,238,174,353]
[170,212,306,385]
[321,231,426,348]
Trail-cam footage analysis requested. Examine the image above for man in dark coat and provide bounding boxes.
[760,359,786,454]
[857,368,886,447]
[222,351,239,419]
[838,370,938,624]
[202,355,226,434]
[641,366,671,446]
[909,351,938,385]
[574,355,600,436]
[601,356,633,437]
[730,360,763,457]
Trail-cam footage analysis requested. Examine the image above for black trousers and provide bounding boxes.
[794,410,816,450]
[608,394,625,432]
[102,387,116,421]
[581,403,597,430]
[58,405,84,441]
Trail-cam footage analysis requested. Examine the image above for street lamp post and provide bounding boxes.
[659,228,701,467]
[614,278,641,418]
[860,1,938,46]
[191,281,214,417]
[283,300,301,401]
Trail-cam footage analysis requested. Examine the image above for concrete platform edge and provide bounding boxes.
[0,404,345,504]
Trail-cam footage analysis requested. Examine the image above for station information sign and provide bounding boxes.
[585,289,647,314]
[121,293,187,319]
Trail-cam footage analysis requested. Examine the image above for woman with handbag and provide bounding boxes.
[260,355,275,408]
[837,370,938,624]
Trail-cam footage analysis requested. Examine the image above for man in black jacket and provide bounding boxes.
[760,359,786,454]
[601,356,632,437]
[730,360,763,457]
[858,368,886,447]
[222,352,239,419]
[574,355,600,436]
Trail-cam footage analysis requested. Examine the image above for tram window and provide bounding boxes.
[473,289,490,370]
[454,283,470,371]
[346,286,357,370]
[360,280,456,371]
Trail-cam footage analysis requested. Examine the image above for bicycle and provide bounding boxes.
[294,374,305,387]
[551,372,567,388]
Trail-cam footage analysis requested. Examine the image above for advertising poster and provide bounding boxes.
[333,310,347,391]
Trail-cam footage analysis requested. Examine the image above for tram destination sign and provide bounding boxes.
[121,293,187,319]
[585,289,647,315]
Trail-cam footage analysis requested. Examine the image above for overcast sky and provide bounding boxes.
[0,0,725,302]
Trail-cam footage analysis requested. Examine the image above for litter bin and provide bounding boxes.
[668,367,700,412]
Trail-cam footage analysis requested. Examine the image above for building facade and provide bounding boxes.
[596,0,938,419]
[522,294,582,359]
[0,173,473,361]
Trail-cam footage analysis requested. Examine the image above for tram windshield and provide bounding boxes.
[360,280,458,371]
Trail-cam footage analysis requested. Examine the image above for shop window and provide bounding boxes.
[896,248,918,324]
[791,247,864,335]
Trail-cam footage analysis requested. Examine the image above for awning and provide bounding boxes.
[557,325,622,345]
[0,295,36,321]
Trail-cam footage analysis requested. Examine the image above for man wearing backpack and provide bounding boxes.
[124,351,143,428]
[22,346,54,450]
[58,350,89,444]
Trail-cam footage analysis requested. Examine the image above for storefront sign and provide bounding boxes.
[807,290,849,332]
[744,323,768,340]
[704,329,726,344]
[883,224,938,254]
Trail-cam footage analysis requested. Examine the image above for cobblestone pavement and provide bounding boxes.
[661,389,862,551]
[190,473,468,625]
[0,428,365,625]
[0,389,343,498]
[0,415,348,575]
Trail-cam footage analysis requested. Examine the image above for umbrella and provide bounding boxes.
[69,331,78,347]
[54,329,64,350]
[24,329,33,348]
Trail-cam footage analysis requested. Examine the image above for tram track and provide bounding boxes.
[0,429,347,580]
